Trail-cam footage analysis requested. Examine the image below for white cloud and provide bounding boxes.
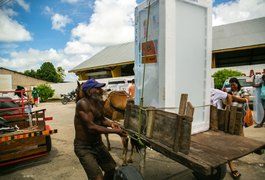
[0,48,85,81]
[0,9,32,42]
[16,0,30,12]
[213,0,265,26]
[1,0,138,81]
[51,13,72,32]
[44,6,53,14]
[65,0,137,55]
[64,40,103,56]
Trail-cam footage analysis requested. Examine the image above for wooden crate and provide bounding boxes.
[210,106,243,135]
[124,94,194,154]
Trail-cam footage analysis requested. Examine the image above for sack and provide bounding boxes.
[261,83,265,100]
[244,100,254,127]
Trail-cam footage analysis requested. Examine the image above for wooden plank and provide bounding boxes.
[146,107,155,138]
[125,128,211,175]
[228,107,237,134]
[152,110,177,148]
[210,106,218,130]
[191,131,265,162]
[234,112,243,135]
[218,109,225,131]
[173,115,182,152]
[224,108,230,132]
[0,136,46,151]
[189,141,229,167]
[179,116,192,154]
[0,146,47,162]
[185,102,194,118]
[178,94,188,115]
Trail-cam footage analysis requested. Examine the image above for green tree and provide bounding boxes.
[24,69,37,78]
[36,62,61,83]
[57,66,65,83]
[212,69,242,89]
[36,84,55,102]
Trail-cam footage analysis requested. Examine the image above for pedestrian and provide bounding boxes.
[74,79,127,180]
[227,77,250,179]
[32,87,39,107]
[14,86,32,113]
[128,79,135,97]
[252,74,265,128]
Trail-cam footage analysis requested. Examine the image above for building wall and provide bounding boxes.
[0,68,50,90]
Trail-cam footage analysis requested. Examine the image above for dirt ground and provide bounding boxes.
[0,101,265,180]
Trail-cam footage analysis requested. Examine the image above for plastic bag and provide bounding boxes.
[244,100,254,127]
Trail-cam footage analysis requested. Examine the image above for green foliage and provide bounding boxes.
[23,62,65,83]
[24,69,37,78]
[36,84,55,102]
[212,69,242,89]
[56,66,65,83]
[36,62,60,82]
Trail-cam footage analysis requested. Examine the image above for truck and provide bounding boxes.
[0,89,57,166]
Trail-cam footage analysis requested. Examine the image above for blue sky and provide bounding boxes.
[0,0,265,81]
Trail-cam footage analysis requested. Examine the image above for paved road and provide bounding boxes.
[0,101,264,180]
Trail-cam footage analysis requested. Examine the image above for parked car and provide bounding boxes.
[222,76,254,107]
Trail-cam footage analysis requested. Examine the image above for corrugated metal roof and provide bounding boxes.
[213,17,265,51]
[70,17,265,73]
[69,42,134,72]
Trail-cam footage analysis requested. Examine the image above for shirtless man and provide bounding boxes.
[74,79,126,180]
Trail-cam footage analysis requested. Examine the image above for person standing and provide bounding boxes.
[32,87,39,107]
[74,79,127,180]
[228,77,250,179]
[252,74,265,128]
[128,79,135,98]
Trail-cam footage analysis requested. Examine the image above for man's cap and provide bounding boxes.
[82,79,105,92]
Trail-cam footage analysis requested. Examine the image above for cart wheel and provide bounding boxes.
[193,164,227,180]
[61,97,68,105]
[114,165,143,180]
[46,135,52,152]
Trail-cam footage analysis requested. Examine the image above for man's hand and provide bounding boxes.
[116,129,127,137]
[111,121,121,129]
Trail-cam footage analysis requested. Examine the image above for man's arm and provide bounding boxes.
[77,100,125,136]
[102,117,122,130]
[232,95,249,103]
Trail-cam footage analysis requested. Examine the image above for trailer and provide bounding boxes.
[0,90,57,166]
[115,94,265,180]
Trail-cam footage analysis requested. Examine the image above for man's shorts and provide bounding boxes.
[74,141,116,179]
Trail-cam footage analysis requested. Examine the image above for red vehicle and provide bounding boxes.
[0,89,57,166]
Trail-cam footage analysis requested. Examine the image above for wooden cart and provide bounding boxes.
[0,90,57,166]
[119,94,265,180]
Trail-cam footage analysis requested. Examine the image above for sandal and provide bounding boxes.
[231,170,241,179]
[254,124,262,128]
